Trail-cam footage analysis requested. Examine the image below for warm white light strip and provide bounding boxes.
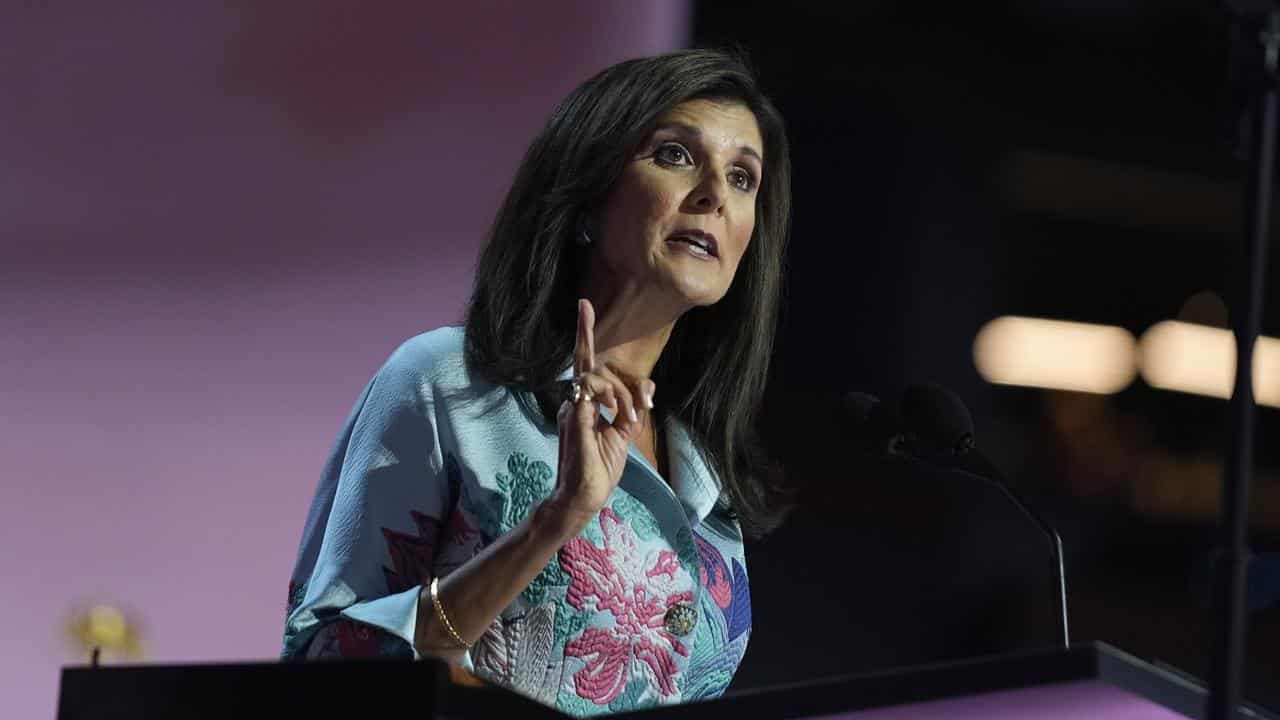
[1137,320,1280,408]
[1258,336,1280,408]
[973,316,1137,394]
[1137,321,1233,398]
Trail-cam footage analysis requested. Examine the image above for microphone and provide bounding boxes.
[845,385,1071,649]
[843,391,904,455]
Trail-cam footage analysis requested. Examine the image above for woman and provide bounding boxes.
[282,48,791,715]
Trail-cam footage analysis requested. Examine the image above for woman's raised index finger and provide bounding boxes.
[575,298,595,374]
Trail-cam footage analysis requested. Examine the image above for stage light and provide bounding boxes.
[974,316,1137,394]
[65,603,144,663]
[1137,320,1280,407]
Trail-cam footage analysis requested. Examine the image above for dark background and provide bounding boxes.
[692,0,1280,707]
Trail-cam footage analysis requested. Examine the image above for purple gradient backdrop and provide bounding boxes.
[1,3,688,716]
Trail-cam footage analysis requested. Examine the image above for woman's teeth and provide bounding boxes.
[668,237,712,258]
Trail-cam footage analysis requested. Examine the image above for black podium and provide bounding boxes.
[57,643,1278,719]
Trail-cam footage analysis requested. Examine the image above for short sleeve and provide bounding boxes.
[282,338,456,660]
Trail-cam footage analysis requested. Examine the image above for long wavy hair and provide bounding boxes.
[464,48,791,536]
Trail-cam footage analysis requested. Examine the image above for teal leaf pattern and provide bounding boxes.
[557,687,602,718]
[581,514,604,545]
[685,632,748,701]
[610,492,697,582]
[522,555,570,606]
[460,478,504,545]
[609,677,651,713]
[555,602,605,717]
[610,492,660,542]
[554,604,593,648]
[460,451,555,544]
[688,595,726,669]
[496,452,555,529]
[521,489,609,607]
[673,526,699,589]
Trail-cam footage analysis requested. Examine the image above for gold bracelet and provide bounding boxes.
[429,576,471,650]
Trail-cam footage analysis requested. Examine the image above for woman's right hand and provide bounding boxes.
[548,298,654,533]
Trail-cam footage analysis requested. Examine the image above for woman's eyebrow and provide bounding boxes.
[652,121,762,164]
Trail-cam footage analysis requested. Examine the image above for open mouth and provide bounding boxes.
[665,230,718,259]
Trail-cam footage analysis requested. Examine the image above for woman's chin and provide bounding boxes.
[645,259,731,308]
[669,283,728,310]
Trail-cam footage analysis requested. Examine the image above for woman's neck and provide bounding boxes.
[593,325,672,381]
[580,284,684,382]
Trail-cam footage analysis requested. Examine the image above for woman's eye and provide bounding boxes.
[655,143,692,166]
[730,169,757,191]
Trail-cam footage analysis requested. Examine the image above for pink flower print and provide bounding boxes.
[563,627,633,701]
[443,506,480,547]
[695,534,734,610]
[430,508,484,578]
[694,534,752,641]
[560,508,694,704]
[380,510,441,594]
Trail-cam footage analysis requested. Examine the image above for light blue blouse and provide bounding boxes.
[282,327,752,715]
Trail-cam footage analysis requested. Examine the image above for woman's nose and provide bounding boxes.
[688,173,728,214]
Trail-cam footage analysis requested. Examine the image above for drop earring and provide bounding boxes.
[576,217,594,246]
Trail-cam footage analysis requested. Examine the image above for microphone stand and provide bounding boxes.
[888,384,1070,650]
[1211,5,1277,719]
[944,454,1069,649]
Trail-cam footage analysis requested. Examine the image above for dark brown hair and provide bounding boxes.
[464,48,791,536]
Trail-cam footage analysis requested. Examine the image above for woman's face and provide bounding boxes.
[588,99,763,310]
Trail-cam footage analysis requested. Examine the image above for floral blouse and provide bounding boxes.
[282,327,752,716]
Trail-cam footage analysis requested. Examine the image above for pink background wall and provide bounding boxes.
[1,3,688,716]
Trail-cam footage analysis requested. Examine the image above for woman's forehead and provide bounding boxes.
[653,99,764,160]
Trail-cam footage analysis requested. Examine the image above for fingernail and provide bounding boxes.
[644,391,654,409]
[629,407,638,423]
